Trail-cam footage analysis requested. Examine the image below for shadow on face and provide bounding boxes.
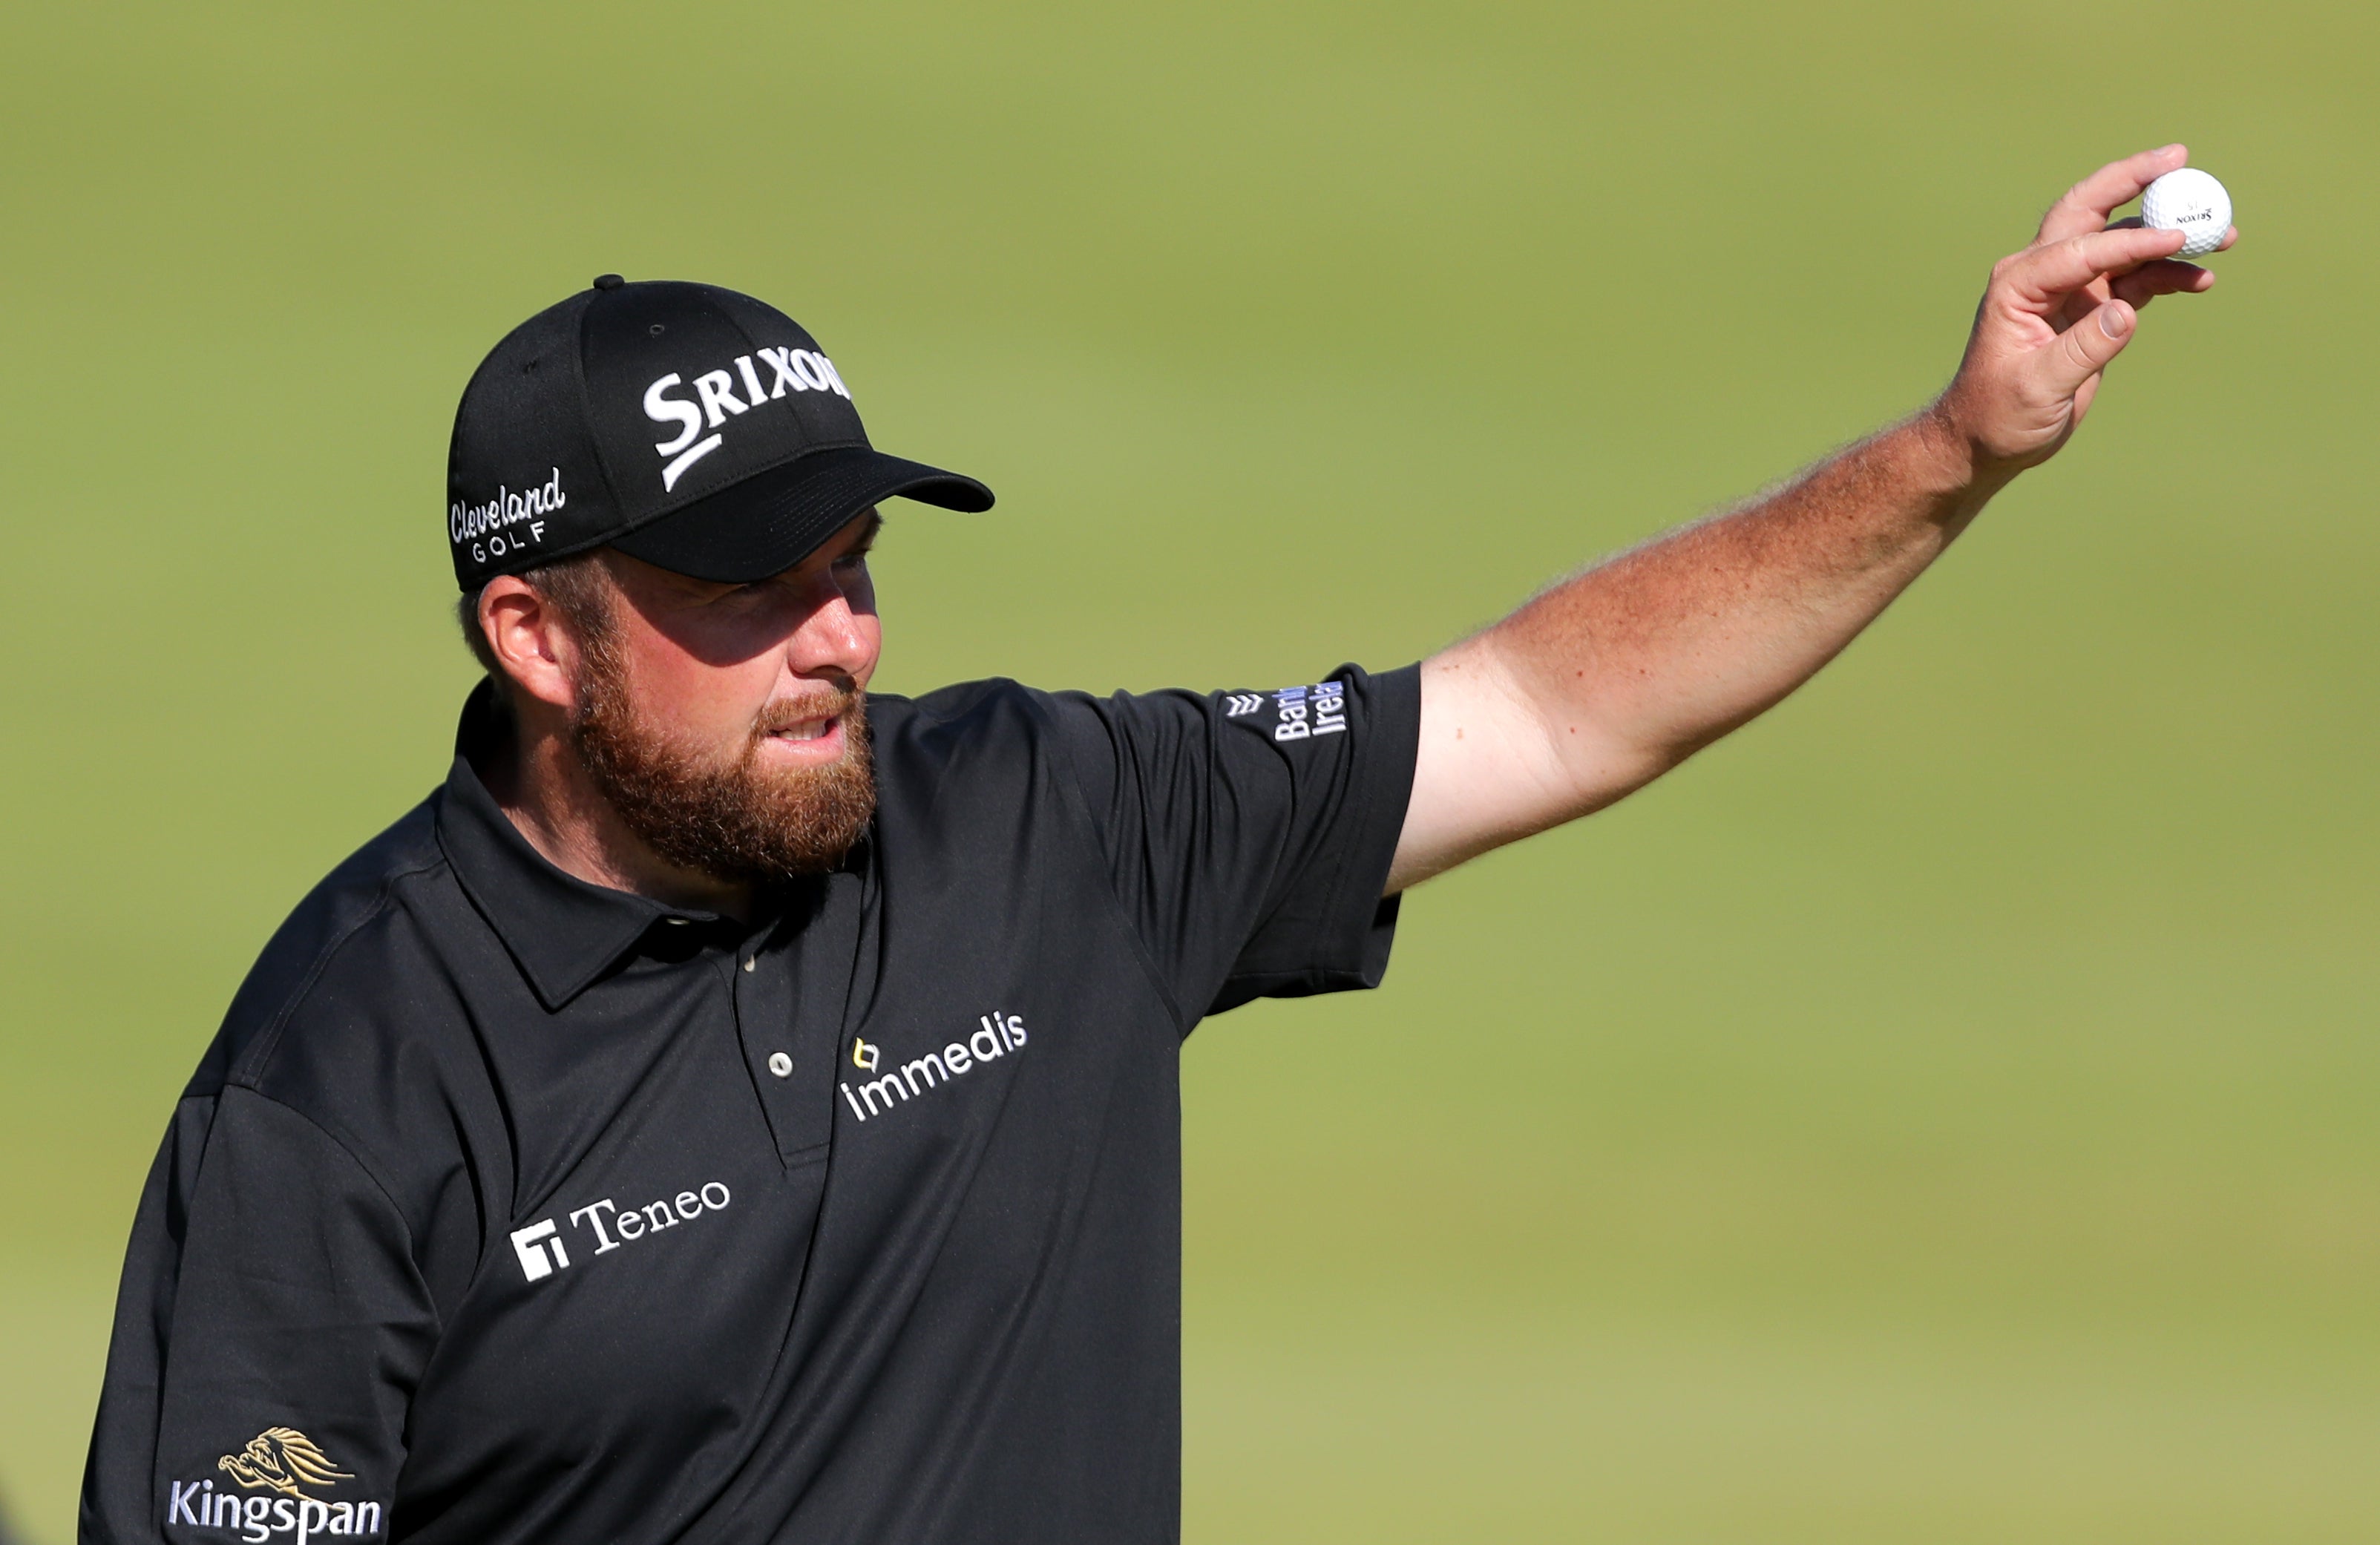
[598,508,883,679]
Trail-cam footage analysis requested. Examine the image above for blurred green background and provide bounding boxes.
[3,1,2373,1540]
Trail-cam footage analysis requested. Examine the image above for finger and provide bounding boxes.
[2111,259,2214,309]
[2038,298,2136,398]
[2105,217,2237,250]
[2001,226,2189,306]
[2038,145,2189,243]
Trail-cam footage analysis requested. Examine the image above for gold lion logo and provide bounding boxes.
[216,1428,353,1500]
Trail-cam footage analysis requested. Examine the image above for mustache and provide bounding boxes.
[753,686,862,739]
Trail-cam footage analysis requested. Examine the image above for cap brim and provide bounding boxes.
[610,445,993,583]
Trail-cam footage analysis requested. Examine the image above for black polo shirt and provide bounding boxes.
[83,664,1420,1545]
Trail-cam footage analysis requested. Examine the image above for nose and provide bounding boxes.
[784,567,877,683]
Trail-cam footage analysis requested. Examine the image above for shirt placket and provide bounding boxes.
[733,874,857,1165]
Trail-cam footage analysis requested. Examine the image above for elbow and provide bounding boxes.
[1518,718,1671,825]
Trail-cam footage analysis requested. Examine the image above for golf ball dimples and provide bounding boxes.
[2141,168,2230,258]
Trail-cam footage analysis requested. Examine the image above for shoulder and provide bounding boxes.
[868,678,1225,770]
[865,678,1081,784]
[186,793,480,1180]
[869,677,1055,745]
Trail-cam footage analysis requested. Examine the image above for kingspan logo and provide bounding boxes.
[841,1012,1028,1123]
[167,1428,382,1543]
[643,346,852,491]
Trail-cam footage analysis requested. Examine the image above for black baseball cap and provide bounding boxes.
[445,275,993,590]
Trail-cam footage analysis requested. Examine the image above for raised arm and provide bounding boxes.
[1388,146,2235,893]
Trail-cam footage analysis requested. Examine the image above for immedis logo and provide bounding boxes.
[842,1012,1029,1123]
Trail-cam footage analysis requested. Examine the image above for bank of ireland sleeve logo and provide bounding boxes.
[1224,683,1350,741]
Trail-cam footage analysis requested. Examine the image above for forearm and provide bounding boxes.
[1485,405,2006,790]
[1389,411,2004,892]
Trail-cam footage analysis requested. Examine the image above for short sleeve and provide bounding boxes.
[1046,663,1421,1021]
[82,1087,432,1545]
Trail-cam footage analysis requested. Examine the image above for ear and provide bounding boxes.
[477,576,583,712]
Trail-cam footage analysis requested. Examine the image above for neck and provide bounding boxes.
[481,712,755,922]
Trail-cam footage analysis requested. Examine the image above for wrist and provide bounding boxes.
[1912,398,2025,507]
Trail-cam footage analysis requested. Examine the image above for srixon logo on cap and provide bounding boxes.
[643,348,852,492]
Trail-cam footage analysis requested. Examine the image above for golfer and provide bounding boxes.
[85,148,2228,1545]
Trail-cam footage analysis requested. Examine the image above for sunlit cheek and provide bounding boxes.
[626,640,781,753]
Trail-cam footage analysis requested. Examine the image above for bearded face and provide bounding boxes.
[565,606,878,884]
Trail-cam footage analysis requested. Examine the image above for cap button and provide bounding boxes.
[592,273,625,291]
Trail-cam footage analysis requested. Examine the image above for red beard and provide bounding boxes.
[570,640,876,883]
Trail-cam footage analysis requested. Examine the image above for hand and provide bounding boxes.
[1934,145,2235,474]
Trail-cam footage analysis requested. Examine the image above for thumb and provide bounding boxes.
[2041,299,2135,397]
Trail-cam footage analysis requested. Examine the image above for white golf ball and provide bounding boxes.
[2140,168,2231,258]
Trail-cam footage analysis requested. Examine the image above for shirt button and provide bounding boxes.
[742,956,756,972]
[767,1052,793,1078]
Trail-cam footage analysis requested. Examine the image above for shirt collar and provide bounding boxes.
[435,680,723,1010]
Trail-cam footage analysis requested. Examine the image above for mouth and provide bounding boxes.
[757,703,850,764]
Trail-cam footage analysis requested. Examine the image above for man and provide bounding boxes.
[85,147,2228,1544]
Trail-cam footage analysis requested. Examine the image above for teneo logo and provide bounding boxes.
[167,1427,381,1543]
[643,347,852,491]
[840,1012,1027,1124]
[510,1178,735,1283]
[1269,681,1347,742]
[509,1217,569,1282]
[450,468,566,567]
